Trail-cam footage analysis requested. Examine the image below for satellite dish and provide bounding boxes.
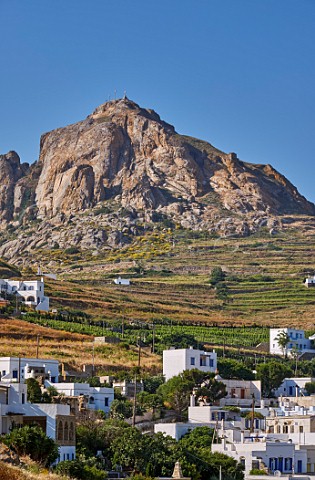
[274,471,281,477]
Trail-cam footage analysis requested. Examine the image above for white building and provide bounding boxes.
[0,382,75,463]
[218,377,261,408]
[275,377,315,397]
[304,275,315,287]
[270,328,313,356]
[45,382,114,414]
[113,277,130,286]
[212,436,306,476]
[0,278,49,312]
[163,347,217,381]
[0,357,59,384]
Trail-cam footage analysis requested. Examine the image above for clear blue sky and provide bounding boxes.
[1,0,315,202]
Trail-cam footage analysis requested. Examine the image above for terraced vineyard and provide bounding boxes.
[2,221,315,361]
[33,222,314,329]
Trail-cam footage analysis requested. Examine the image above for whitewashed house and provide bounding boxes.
[0,278,49,312]
[0,382,75,463]
[0,357,59,384]
[113,277,130,286]
[274,377,315,397]
[45,382,114,414]
[270,328,313,356]
[212,436,306,476]
[217,376,261,407]
[163,347,217,381]
[304,275,315,287]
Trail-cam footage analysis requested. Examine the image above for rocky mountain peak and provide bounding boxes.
[0,98,314,262]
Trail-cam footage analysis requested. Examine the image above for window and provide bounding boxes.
[22,393,25,404]
[57,421,63,441]
[283,425,288,433]
[299,425,304,433]
[200,355,207,367]
[64,422,69,441]
[190,357,195,366]
[12,370,18,379]
[210,359,214,367]
[2,370,6,376]
[290,426,294,433]
[285,458,292,471]
[104,397,109,407]
[69,422,74,441]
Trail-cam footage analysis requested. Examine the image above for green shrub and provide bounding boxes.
[65,247,80,255]
[4,425,58,466]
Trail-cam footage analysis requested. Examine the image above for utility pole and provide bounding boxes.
[137,336,141,369]
[18,356,21,383]
[250,393,255,433]
[92,344,95,377]
[132,335,141,427]
[36,335,40,359]
[152,323,155,354]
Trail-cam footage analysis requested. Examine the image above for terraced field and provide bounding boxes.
[33,222,315,330]
[0,318,160,373]
[2,222,315,364]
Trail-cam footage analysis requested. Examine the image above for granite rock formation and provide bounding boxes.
[0,98,314,263]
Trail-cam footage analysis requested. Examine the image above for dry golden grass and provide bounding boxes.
[0,318,161,374]
[0,462,66,480]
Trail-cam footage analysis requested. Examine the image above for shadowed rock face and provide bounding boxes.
[0,98,314,261]
[0,151,30,222]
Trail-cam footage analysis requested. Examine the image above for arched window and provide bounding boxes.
[57,421,63,441]
[27,296,35,302]
[69,422,74,441]
[64,422,69,441]
[89,396,95,404]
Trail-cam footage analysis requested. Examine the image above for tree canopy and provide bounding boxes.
[157,370,226,418]
[256,361,293,397]
[217,358,255,380]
